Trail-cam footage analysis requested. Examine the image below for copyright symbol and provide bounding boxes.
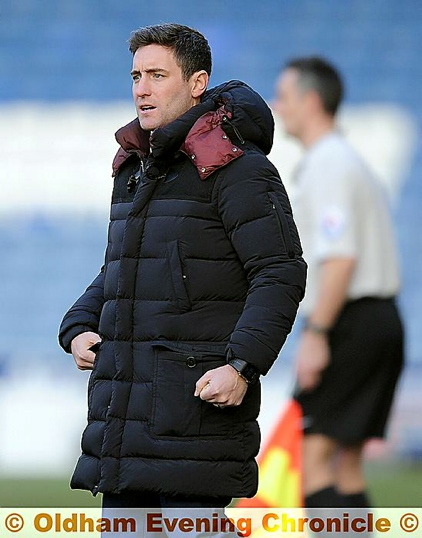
[400,513,419,533]
[5,513,24,532]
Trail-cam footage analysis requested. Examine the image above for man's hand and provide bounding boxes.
[295,257,355,391]
[71,331,101,371]
[194,364,248,408]
[296,331,330,391]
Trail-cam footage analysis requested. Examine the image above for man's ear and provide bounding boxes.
[191,70,209,99]
[307,89,323,113]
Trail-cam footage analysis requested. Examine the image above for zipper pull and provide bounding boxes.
[222,115,245,145]
[127,160,145,192]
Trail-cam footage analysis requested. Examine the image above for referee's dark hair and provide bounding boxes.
[286,56,344,116]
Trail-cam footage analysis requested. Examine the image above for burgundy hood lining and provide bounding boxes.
[181,108,243,180]
[111,106,244,180]
[112,119,150,176]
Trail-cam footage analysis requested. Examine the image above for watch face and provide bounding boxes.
[243,364,259,384]
[229,358,259,384]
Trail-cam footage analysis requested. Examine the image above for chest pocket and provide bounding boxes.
[151,343,237,438]
[167,240,192,313]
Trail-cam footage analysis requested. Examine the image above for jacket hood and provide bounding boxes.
[113,80,274,176]
[203,80,274,154]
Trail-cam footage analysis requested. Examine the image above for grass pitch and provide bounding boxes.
[1,461,421,508]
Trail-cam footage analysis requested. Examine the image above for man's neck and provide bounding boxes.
[301,115,335,149]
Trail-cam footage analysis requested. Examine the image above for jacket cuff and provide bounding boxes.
[59,325,97,354]
[225,345,264,376]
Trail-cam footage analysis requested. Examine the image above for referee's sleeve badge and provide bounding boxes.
[320,205,347,240]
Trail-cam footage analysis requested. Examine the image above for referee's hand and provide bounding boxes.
[296,331,330,391]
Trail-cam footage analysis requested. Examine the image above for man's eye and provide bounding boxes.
[153,73,163,79]
[132,74,140,82]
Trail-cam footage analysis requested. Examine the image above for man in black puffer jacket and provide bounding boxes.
[59,23,307,510]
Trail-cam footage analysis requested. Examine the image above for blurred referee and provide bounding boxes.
[273,56,404,508]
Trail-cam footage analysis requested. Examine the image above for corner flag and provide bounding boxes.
[237,399,303,508]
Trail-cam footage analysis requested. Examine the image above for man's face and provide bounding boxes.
[273,68,308,140]
[131,44,201,131]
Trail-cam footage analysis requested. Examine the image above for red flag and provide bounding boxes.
[237,399,303,507]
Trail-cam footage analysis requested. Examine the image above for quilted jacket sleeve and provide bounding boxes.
[58,268,105,353]
[216,152,307,375]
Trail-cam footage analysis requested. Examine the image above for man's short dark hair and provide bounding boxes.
[286,56,343,115]
[128,23,212,81]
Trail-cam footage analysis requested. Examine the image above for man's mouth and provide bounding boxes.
[139,105,156,112]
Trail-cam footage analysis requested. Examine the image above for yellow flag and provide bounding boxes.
[237,399,303,508]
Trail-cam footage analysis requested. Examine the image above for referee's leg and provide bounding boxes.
[335,443,370,507]
[302,433,343,507]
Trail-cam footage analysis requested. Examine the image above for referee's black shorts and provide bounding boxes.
[294,297,404,444]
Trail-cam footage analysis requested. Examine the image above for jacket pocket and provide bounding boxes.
[87,341,103,416]
[151,343,236,438]
[268,191,296,258]
[167,240,192,312]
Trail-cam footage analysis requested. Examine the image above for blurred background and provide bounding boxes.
[0,0,421,507]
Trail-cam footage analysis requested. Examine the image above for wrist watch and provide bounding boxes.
[304,319,330,335]
[228,357,260,385]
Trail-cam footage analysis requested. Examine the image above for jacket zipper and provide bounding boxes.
[222,115,245,145]
[127,159,145,193]
[268,191,296,258]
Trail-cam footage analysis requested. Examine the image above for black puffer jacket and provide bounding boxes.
[59,80,307,499]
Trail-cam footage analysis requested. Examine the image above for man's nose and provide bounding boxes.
[133,77,151,97]
[271,98,283,118]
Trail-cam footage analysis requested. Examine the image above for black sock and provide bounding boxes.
[339,490,371,508]
[305,486,343,508]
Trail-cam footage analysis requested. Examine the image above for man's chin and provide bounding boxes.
[137,117,158,131]
[138,123,151,131]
